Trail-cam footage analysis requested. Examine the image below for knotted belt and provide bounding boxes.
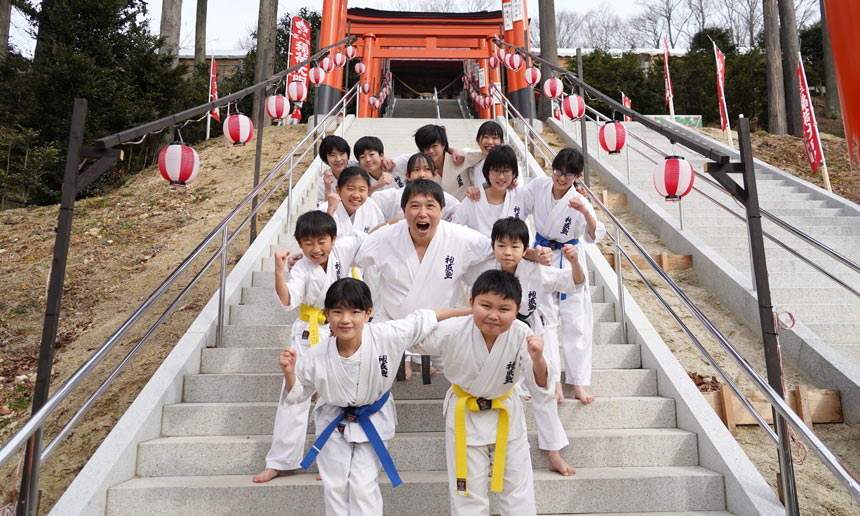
[300,390,402,487]
[534,232,579,300]
[298,304,327,347]
[452,384,516,495]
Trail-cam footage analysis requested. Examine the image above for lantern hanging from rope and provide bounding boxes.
[483,96,494,110]
[309,67,326,86]
[333,52,347,68]
[354,62,366,75]
[287,81,308,104]
[368,96,380,109]
[489,56,499,69]
[598,122,627,154]
[505,53,523,71]
[360,82,371,95]
[562,94,585,120]
[290,107,302,121]
[223,113,254,146]
[654,155,695,201]
[524,67,541,87]
[345,45,357,59]
[543,77,564,99]
[320,57,335,73]
[495,47,506,62]
[553,108,562,121]
[158,142,199,187]
[266,95,288,122]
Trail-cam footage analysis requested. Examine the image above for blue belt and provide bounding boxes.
[301,390,401,487]
[534,232,579,300]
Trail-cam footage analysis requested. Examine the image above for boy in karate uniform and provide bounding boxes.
[253,211,364,483]
[354,135,405,193]
[452,145,529,234]
[410,270,554,515]
[317,135,399,204]
[371,152,460,223]
[468,120,505,189]
[280,278,466,515]
[319,167,385,237]
[523,147,606,404]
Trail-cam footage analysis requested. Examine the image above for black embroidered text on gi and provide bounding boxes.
[528,291,537,311]
[513,206,521,218]
[335,261,343,279]
[561,216,572,235]
[363,226,370,233]
[457,174,464,187]
[378,355,389,377]
[394,176,404,188]
[444,255,454,279]
[504,360,516,384]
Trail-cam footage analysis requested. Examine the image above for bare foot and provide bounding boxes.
[404,363,412,381]
[555,382,565,404]
[573,385,595,404]
[252,468,281,483]
[316,473,322,481]
[548,451,576,476]
[430,366,436,375]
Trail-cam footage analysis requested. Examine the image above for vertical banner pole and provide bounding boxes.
[577,48,590,187]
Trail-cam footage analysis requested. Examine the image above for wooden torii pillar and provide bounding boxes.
[318,0,346,116]
[501,0,534,119]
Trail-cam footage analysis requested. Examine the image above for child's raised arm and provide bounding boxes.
[527,335,548,388]
[569,197,599,242]
[274,250,292,307]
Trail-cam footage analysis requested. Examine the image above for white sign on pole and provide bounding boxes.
[493,81,503,104]
[502,2,513,31]
[478,68,486,88]
[511,0,524,22]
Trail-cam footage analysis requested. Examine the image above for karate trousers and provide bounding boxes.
[317,429,384,516]
[445,432,536,516]
[541,248,594,386]
[520,314,568,453]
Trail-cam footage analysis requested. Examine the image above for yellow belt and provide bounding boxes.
[451,384,515,495]
[298,304,326,347]
[351,267,360,279]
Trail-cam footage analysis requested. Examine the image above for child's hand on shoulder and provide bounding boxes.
[450,147,465,166]
[381,157,396,172]
[465,186,481,201]
[279,348,298,375]
[561,243,579,264]
[274,250,291,273]
[526,335,544,361]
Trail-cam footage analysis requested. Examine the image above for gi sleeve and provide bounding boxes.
[578,197,606,244]
[336,233,365,270]
[540,262,582,294]
[515,325,555,405]
[450,196,476,227]
[275,262,307,311]
[462,255,497,291]
[442,193,461,222]
[353,225,384,269]
[284,351,317,405]
[374,309,439,357]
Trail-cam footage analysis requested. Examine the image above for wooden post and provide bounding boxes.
[764,0,787,135]
[0,0,11,59]
[719,385,737,435]
[820,162,833,192]
[795,385,813,428]
[159,0,182,68]
[194,0,208,66]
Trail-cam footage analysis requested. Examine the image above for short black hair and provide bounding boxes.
[471,269,522,305]
[552,147,584,177]
[354,136,385,158]
[406,152,436,177]
[319,135,350,164]
[294,210,338,241]
[491,217,530,248]
[337,166,371,189]
[476,121,504,142]
[414,124,450,154]
[400,178,445,210]
[482,145,518,183]
[324,278,373,311]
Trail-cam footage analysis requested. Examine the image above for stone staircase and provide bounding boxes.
[393,98,464,119]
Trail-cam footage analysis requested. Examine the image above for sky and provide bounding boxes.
[8,0,644,57]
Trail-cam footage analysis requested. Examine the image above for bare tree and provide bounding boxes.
[819,0,839,118]
[778,0,802,135]
[764,0,787,133]
[714,0,742,46]
[580,4,623,49]
[392,0,497,11]
[629,9,663,48]
[0,0,10,59]
[686,0,711,34]
[194,0,207,66]
[159,0,182,67]
[554,10,583,48]
[794,0,819,26]
[637,0,691,47]
[737,0,763,46]
[253,0,277,118]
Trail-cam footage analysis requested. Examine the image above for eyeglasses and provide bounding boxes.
[552,169,578,180]
[489,169,515,177]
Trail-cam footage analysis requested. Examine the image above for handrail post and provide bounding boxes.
[678,199,685,231]
[216,225,228,348]
[624,133,632,184]
[576,48,590,187]
[738,116,799,515]
[251,49,271,245]
[614,228,628,345]
[287,156,294,232]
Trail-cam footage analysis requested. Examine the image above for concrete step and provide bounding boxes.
[804,324,860,346]
[222,325,292,348]
[685,215,859,227]
[689,224,860,237]
[775,304,860,323]
[771,287,858,304]
[833,345,860,365]
[160,397,677,436]
[182,369,657,403]
[136,427,698,477]
[592,302,616,322]
[229,304,297,325]
[106,467,724,515]
[201,343,643,374]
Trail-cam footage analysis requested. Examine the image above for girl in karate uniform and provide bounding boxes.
[371,152,461,223]
[468,120,505,189]
[280,278,467,516]
[410,270,554,516]
[523,147,606,404]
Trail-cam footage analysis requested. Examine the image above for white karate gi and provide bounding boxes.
[317,197,385,238]
[469,158,486,191]
[411,316,555,516]
[316,160,406,204]
[391,151,484,201]
[284,310,439,516]
[371,186,460,223]
[265,236,363,471]
[450,185,530,235]
[524,176,606,386]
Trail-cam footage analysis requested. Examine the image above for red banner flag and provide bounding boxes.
[209,58,220,122]
[663,37,673,105]
[713,42,729,133]
[288,16,312,86]
[622,92,632,121]
[797,52,826,174]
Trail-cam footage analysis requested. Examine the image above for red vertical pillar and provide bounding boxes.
[478,38,491,119]
[358,33,377,118]
[487,35,504,119]
[501,0,533,118]
[317,0,344,115]
[823,0,860,169]
[332,0,348,95]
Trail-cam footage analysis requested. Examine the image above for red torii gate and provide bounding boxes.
[316,1,535,119]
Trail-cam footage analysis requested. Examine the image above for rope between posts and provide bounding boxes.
[392,74,461,98]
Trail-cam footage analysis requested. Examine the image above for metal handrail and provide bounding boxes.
[0,83,358,472]
[434,86,441,119]
[494,86,860,506]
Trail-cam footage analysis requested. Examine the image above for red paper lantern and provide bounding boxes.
[309,67,326,86]
[158,142,199,187]
[320,57,335,73]
[562,94,585,120]
[543,77,564,99]
[345,45,357,59]
[368,96,380,109]
[495,48,506,62]
[266,95,288,122]
[287,81,308,103]
[223,113,254,146]
[333,52,347,68]
[489,56,499,69]
[361,82,371,94]
[599,122,627,154]
[505,53,523,71]
[290,107,302,121]
[483,96,493,110]
[354,62,366,75]
[553,108,562,121]
[654,155,695,201]
[524,67,541,86]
